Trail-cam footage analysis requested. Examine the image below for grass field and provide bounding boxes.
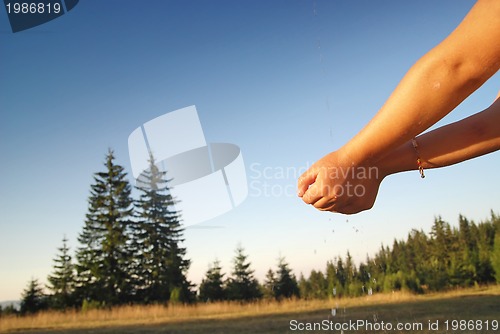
[1,285,499,333]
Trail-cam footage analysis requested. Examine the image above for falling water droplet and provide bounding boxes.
[333,287,336,296]
[331,308,336,316]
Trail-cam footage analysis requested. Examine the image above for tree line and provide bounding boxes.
[3,149,500,316]
[197,211,500,303]
[298,212,500,299]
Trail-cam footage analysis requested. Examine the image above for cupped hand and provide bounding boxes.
[297,150,385,214]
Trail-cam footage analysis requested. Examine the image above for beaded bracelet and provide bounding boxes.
[411,138,425,178]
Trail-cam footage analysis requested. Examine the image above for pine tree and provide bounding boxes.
[407,229,430,289]
[475,222,495,283]
[75,149,134,306]
[344,252,356,285]
[199,260,226,302]
[335,257,347,293]
[492,231,500,283]
[456,215,477,285]
[132,153,193,303]
[307,269,328,299]
[20,278,47,315]
[297,273,311,299]
[274,257,299,300]
[226,245,261,301]
[1,304,18,316]
[262,269,277,299]
[325,261,337,297]
[47,236,75,309]
[428,217,452,290]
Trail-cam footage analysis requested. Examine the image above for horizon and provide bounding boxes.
[1,208,497,304]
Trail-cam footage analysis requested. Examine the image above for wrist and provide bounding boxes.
[334,145,389,183]
[336,143,375,169]
[379,140,420,177]
[376,149,401,178]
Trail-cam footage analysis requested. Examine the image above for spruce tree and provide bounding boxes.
[325,261,338,298]
[20,278,47,315]
[407,229,430,289]
[297,273,311,299]
[226,245,261,301]
[199,260,226,302]
[274,257,299,300]
[307,269,328,299]
[456,215,477,285]
[475,222,495,283]
[132,154,193,303]
[262,269,277,299]
[1,304,18,316]
[47,236,75,309]
[492,231,500,283]
[75,150,134,305]
[428,217,452,290]
[335,257,347,293]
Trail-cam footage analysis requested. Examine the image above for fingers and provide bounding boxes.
[299,166,337,206]
[316,200,337,212]
[311,195,337,210]
[297,168,318,197]
[301,183,324,205]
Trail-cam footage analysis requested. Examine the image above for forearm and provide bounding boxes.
[340,0,500,165]
[381,98,500,176]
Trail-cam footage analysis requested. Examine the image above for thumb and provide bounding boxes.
[297,168,319,197]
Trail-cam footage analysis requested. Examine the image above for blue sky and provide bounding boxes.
[0,0,499,301]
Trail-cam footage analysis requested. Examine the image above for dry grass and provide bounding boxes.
[1,285,499,333]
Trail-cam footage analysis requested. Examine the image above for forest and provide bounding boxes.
[2,150,499,317]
